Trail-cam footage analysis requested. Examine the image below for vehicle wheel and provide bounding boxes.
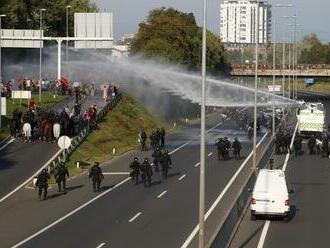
[250,213,257,221]
[283,213,290,222]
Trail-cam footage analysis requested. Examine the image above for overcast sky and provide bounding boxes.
[96,0,330,42]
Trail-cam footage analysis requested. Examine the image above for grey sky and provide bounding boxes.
[96,0,330,42]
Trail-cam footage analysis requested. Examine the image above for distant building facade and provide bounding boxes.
[220,0,271,46]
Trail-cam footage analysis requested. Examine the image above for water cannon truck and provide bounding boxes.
[297,102,325,136]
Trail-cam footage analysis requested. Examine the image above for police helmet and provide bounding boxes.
[134,157,138,161]
[42,168,47,173]
[95,162,100,166]
[165,150,169,154]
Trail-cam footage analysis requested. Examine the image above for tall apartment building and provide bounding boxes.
[220,0,272,46]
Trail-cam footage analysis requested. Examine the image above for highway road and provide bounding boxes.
[0,93,106,202]
[0,109,269,248]
[230,99,330,248]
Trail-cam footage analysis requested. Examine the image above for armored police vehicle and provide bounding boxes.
[297,102,325,136]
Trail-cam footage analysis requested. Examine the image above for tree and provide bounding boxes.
[130,7,227,74]
[0,0,97,37]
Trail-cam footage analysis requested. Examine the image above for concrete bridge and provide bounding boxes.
[230,64,330,77]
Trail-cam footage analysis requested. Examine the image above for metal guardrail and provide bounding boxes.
[209,108,297,248]
[46,93,122,175]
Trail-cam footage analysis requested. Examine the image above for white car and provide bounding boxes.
[250,169,292,221]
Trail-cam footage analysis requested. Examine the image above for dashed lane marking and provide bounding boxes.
[208,152,213,157]
[128,212,142,223]
[96,243,106,248]
[178,174,186,181]
[157,190,168,199]
[257,221,270,248]
[103,172,130,175]
[194,162,200,167]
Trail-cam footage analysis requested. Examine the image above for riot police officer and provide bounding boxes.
[293,135,303,156]
[160,150,172,179]
[224,137,231,160]
[322,137,329,157]
[216,138,225,161]
[232,138,242,160]
[141,158,153,187]
[152,147,163,172]
[36,168,50,200]
[139,130,147,151]
[150,130,156,151]
[130,157,141,184]
[308,136,316,155]
[89,162,104,192]
[55,162,69,192]
[160,127,166,148]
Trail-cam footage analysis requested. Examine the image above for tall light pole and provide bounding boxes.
[253,0,260,171]
[272,4,293,133]
[66,5,71,66]
[198,0,207,247]
[0,14,6,132]
[39,8,46,103]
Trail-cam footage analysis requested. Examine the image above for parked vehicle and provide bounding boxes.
[250,169,292,221]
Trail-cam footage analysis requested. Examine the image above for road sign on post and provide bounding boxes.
[58,135,72,162]
[58,135,72,150]
[268,85,281,92]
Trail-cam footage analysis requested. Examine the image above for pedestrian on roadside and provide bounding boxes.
[89,162,104,192]
[55,162,69,192]
[139,130,147,151]
[36,169,50,200]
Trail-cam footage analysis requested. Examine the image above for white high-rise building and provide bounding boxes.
[220,0,272,45]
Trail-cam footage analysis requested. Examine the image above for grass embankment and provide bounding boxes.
[65,94,169,177]
[0,93,66,142]
[296,80,330,95]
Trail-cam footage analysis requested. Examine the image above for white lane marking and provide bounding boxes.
[12,112,240,245]
[194,162,200,167]
[208,152,213,157]
[257,221,270,248]
[157,190,168,199]
[282,121,298,172]
[0,149,63,203]
[11,177,132,248]
[255,121,298,248]
[181,132,268,248]
[0,138,15,152]
[178,174,186,181]
[96,243,106,248]
[128,212,142,223]
[103,172,130,175]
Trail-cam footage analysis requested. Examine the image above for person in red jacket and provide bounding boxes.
[29,98,36,110]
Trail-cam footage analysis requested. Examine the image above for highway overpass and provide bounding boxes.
[230,64,330,77]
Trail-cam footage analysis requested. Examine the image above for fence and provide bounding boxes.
[47,93,122,175]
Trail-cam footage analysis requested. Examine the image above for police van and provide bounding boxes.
[297,102,325,136]
[250,169,292,221]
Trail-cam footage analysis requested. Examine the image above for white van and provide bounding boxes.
[250,169,291,221]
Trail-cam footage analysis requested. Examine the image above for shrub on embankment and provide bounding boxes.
[66,94,167,176]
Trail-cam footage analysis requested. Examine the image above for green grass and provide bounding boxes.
[296,80,330,95]
[0,93,67,142]
[65,94,170,177]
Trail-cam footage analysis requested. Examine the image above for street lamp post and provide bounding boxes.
[253,0,259,171]
[0,14,6,132]
[39,8,46,103]
[66,5,72,66]
[198,0,207,247]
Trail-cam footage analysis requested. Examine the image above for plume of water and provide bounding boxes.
[3,48,298,110]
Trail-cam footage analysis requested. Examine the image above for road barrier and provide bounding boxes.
[209,107,297,248]
[46,93,122,175]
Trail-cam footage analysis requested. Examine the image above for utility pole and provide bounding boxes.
[39,8,46,103]
[198,0,207,247]
[0,14,6,132]
[66,5,72,66]
[253,0,260,171]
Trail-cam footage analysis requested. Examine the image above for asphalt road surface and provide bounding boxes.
[0,110,267,248]
[0,93,106,202]
[230,99,330,248]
